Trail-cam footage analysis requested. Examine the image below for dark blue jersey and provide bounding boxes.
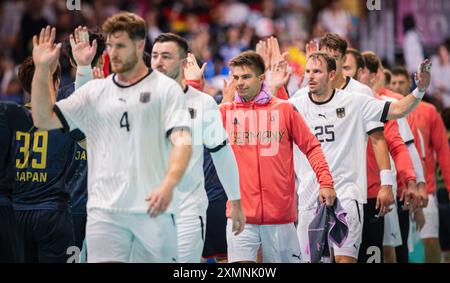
[203,149,227,202]
[0,102,29,205]
[11,104,81,211]
[58,83,87,214]
[202,93,227,202]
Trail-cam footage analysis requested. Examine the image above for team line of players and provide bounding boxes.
[1,11,449,263]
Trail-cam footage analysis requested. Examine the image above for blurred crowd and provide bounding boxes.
[0,0,449,109]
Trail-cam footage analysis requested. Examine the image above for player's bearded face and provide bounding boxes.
[305,58,329,95]
[151,42,182,80]
[107,32,141,74]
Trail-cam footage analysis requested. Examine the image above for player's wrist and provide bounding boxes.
[76,65,92,76]
[412,88,426,99]
[380,169,394,186]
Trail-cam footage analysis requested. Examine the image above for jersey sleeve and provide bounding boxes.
[430,109,450,192]
[54,80,95,133]
[385,120,416,188]
[202,95,228,151]
[163,82,191,138]
[356,93,391,124]
[287,104,334,189]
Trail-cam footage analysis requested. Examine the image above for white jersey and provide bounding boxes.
[177,86,228,216]
[55,70,190,214]
[290,88,390,209]
[342,77,384,132]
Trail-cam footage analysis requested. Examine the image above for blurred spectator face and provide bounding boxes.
[305,57,334,95]
[151,41,184,80]
[230,66,264,101]
[439,45,450,63]
[227,27,240,45]
[106,31,142,74]
[391,74,411,96]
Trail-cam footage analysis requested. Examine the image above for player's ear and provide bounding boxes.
[329,69,336,81]
[259,73,265,83]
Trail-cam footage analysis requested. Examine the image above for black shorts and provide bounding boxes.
[437,189,450,251]
[202,195,227,258]
[72,213,87,250]
[395,199,410,263]
[15,210,75,263]
[358,198,384,263]
[0,205,22,262]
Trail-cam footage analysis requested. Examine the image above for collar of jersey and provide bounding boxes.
[112,68,153,88]
[308,89,336,105]
[234,83,271,106]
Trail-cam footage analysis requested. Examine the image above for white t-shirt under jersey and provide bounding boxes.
[177,85,229,216]
[55,70,190,214]
[290,88,390,210]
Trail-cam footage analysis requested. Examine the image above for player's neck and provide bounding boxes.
[311,87,334,103]
[116,61,148,84]
[333,71,347,89]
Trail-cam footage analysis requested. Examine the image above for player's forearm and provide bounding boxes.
[369,132,391,170]
[387,91,422,120]
[407,143,425,184]
[210,143,241,200]
[31,66,56,129]
[163,130,192,191]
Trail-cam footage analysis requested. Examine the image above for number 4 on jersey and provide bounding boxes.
[120,112,130,131]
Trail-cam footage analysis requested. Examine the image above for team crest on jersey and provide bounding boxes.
[139,92,151,103]
[336,107,345,118]
[188,107,197,119]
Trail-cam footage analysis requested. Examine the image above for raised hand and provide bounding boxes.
[70,26,97,66]
[222,78,237,104]
[267,36,288,70]
[305,40,318,58]
[32,26,61,69]
[415,59,432,92]
[92,67,104,79]
[256,40,270,70]
[266,59,290,96]
[183,53,206,81]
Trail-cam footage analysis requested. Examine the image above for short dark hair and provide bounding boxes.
[153,33,189,58]
[18,57,60,94]
[442,107,450,130]
[102,12,146,40]
[62,30,106,67]
[319,33,348,57]
[361,51,381,74]
[229,51,265,76]
[384,69,392,85]
[346,48,365,71]
[391,66,410,81]
[308,51,337,73]
[442,38,450,53]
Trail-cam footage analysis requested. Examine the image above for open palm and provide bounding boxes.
[71,26,97,66]
[32,26,61,68]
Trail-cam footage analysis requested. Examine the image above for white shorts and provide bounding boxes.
[86,208,178,263]
[297,199,363,261]
[383,199,403,247]
[226,220,301,263]
[420,193,439,239]
[176,214,206,263]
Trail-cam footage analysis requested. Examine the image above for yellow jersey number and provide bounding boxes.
[15,131,48,169]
